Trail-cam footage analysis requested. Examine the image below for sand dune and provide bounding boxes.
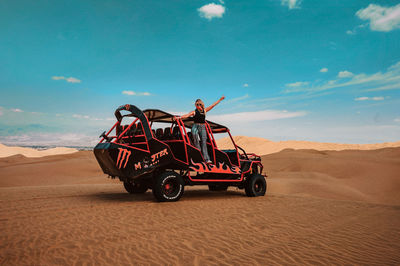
[0,143,78,158]
[0,151,115,187]
[217,135,400,156]
[1,148,399,204]
[262,148,400,205]
[1,147,400,264]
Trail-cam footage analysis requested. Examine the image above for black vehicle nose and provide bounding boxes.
[93,143,125,177]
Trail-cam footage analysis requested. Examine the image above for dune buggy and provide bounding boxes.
[93,104,267,202]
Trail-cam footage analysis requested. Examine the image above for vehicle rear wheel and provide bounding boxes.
[152,171,184,202]
[245,174,266,197]
[208,184,229,191]
[123,181,148,194]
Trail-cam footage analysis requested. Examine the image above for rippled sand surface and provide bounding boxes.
[1,184,400,265]
[1,148,400,265]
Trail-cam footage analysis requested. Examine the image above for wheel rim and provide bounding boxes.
[163,179,178,197]
[254,180,263,193]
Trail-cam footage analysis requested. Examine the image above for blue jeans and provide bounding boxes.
[192,123,210,161]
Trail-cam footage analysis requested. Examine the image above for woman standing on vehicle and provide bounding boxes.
[179,96,225,163]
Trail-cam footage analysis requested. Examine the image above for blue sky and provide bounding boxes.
[1,0,400,146]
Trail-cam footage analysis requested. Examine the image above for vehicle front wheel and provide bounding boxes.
[123,181,148,194]
[152,171,184,202]
[245,174,267,197]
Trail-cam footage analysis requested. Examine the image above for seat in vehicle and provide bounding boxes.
[117,124,131,136]
[172,127,181,139]
[127,123,137,136]
[155,128,163,139]
[163,127,172,140]
[136,122,143,135]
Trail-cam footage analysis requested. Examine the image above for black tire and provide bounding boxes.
[245,174,267,197]
[152,171,184,202]
[123,181,148,194]
[208,184,229,191]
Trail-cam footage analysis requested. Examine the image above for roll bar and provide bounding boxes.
[114,104,153,140]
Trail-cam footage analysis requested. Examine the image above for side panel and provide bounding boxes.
[93,141,173,179]
[164,141,187,162]
[186,145,205,163]
[189,161,241,175]
[214,149,234,167]
[223,150,239,166]
[240,160,263,175]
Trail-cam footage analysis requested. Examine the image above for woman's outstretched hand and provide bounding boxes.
[205,97,225,112]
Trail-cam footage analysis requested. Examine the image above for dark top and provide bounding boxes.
[193,109,206,123]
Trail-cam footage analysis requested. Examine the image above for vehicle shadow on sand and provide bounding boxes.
[90,192,152,202]
[90,189,244,203]
[183,189,244,201]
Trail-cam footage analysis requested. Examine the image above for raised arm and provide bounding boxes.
[180,111,195,119]
[205,96,225,112]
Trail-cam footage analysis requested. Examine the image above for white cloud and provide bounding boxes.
[365,83,400,92]
[372,96,384,101]
[285,81,309,88]
[225,94,250,104]
[65,77,81,83]
[320,68,328,73]
[52,76,65,80]
[122,90,135,95]
[284,60,400,94]
[346,23,367,35]
[355,97,369,101]
[52,76,81,83]
[338,70,354,78]
[208,109,306,123]
[0,133,98,147]
[72,114,90,119]
[356,4,400,32]
[394,118,400,122]
[281,0,301,10]
[198,3,225,20]
[243,83,249,87]
[122,90,151,96]
[11,108,23,112]
[354,96,384,101]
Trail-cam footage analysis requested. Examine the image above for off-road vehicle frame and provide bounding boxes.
[94,104,267,202]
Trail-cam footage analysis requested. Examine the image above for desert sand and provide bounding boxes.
[1,144,400,264]
[0,143,78,158]
[217,135,400,156]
